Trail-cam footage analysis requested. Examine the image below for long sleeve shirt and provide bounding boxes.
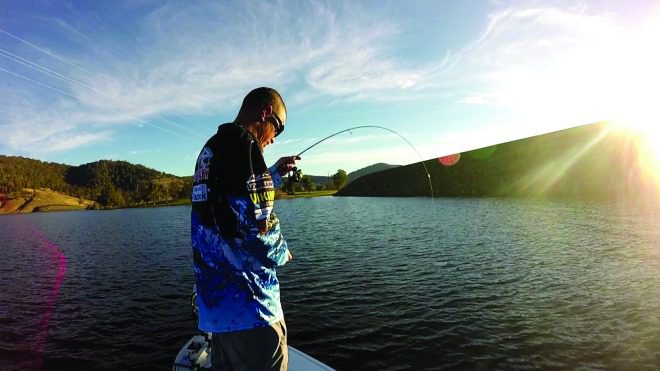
[190,123,290,333]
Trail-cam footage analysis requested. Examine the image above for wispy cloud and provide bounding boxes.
[2,0,444,154]
[1,0,656,165]
[19,128,110,153]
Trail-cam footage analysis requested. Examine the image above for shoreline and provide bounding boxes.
[277,190,337,200]
[0,191,338,215]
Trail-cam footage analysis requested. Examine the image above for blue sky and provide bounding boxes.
[1,0,659,176]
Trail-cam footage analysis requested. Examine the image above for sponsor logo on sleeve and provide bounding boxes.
[194,168,209,182]
[246,172,275,222]
[194,147,212,183]
[246,173,274,192]
[192,184,208,202]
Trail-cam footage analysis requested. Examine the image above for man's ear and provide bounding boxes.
[260,105,274,122]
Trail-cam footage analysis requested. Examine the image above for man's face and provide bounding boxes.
[260,122,277,148]
[260,108,286,149]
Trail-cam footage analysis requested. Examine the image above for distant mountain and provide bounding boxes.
[308,175,331,186]
[347,163,400,184]
[0,156,191,209]
[291,163,399,191]
[337,122,660,205]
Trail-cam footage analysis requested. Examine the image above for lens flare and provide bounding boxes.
[29,222,67,369]
[438,153,461,166]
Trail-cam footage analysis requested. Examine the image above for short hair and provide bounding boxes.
[239,87,287,120]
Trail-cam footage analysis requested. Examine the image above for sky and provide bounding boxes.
[1,0,659,177]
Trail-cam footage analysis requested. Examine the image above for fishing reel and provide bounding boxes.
[287,167,303,182]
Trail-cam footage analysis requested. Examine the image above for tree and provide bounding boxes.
[107,187,126,207]
[150,183,167,203]
[137,180,153,204]
[98,185,125,207]
[331,169,348,190]
[178,177,194,199]
[301,175,314,192]
[167,180,184,200]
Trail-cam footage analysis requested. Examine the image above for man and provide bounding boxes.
[191,87,298,371]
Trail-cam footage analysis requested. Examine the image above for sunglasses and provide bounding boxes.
[269,111,285,137]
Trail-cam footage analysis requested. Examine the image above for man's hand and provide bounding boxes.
[287,250,293,262]
[274,156,301,176]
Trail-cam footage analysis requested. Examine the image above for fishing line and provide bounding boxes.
[296,125,436,216]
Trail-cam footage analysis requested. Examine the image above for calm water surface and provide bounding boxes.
[1,197,659,370]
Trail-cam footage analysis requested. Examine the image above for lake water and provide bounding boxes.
[1,197,659,370]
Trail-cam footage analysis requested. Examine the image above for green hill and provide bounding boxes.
[0,156,192,210]
[347,163,400,184]
[0,156,71,194]
[337,122,659,205]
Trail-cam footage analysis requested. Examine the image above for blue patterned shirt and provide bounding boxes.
[191,123,290,333]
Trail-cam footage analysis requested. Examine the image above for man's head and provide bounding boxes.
[235,87,287,149]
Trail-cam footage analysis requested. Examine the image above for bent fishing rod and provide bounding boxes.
[292,125,435,201]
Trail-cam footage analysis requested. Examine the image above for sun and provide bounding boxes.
[610,118,660,193]
[629,123,660,162]
[608,48,660,183]
[605,13,660,191]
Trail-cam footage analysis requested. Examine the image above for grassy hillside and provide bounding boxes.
[0,188,96,214]
[337,122,659,205]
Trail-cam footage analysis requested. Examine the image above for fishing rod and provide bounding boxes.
[292,125,435,202]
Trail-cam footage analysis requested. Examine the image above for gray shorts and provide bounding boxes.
[211,320,288,371]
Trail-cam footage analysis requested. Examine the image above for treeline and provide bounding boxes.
[286,165,398,194]
[0,156,192,208]
[0,156,71,194]
[283,170,347,194]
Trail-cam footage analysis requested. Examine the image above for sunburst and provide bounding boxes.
[610,119,660,198]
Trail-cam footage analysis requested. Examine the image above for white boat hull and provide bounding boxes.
[173,334,334,371]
